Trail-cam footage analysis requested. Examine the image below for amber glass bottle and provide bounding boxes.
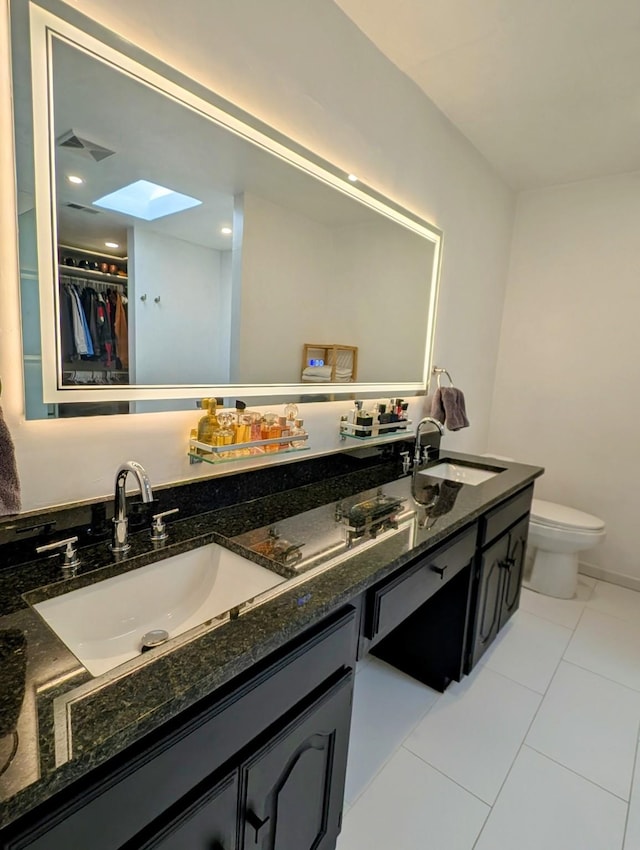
[196,398,221,445]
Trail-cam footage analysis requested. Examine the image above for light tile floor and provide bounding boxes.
[337,576,640,850]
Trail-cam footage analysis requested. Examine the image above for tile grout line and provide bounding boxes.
[560,601,640,693]
[519,589,591,630]
[518,577,596,631]
[343,673,444,811]
[346,582,638,847]
[559,658,640,696]
[524,743,632,804]
[622,730,640,849]
[480,660,549,697]
[398,743,493,808]
[471,599,583,849]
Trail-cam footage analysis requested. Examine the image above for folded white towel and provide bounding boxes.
[302,365,332,379]
[302,365,352,380]
[301,373,353,383]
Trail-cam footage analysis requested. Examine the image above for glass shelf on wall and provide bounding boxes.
[188,434,310,465]
[339,419,413,443]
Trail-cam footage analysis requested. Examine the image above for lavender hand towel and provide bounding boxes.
[430,389,446,425]
[440,386,470,431]
[0,406,21,515]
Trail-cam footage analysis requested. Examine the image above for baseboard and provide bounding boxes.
[579,561,640,593]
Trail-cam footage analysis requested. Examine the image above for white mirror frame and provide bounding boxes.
[28,3,442,404]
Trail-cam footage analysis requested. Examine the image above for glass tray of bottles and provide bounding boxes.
[340,399,412,441]
[189,400,309,464]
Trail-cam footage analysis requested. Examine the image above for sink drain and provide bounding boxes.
[140,629,169,653]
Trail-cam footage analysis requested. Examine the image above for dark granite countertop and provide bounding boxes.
[0,449,542,830]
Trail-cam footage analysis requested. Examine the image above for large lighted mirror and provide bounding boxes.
[12,0,442,418]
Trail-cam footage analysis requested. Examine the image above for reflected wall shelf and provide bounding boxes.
[339,419,412,443]
[189,434,310,465]
[301,344,358,382]
[59,266,128,285]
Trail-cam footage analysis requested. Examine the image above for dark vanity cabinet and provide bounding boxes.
[133,672,352,850]
[466,486,533,671]
[133,771,239,850]
[239,672,352,850]
[2,610,357,850]
[1,467,541,850]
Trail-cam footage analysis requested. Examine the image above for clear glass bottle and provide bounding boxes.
[216,411,235,457]
[290,419,307,447]
[284,402,298,426]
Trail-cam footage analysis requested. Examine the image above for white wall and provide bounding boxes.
[238,195,432,384]
[488,173,640,584]
[331,220,433,382]
[130,227,230,385]
[0,0,514,511]
[237,192,334,383]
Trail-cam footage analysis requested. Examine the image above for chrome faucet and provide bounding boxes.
[414,417,445,466]
[111,461,154,553]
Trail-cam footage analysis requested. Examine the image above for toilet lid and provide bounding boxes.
[531,499,605,532]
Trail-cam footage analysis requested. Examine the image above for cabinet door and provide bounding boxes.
[498,516,529,631]
[131,770,238,850]
[240,672,353,850]
[469,533,509,669]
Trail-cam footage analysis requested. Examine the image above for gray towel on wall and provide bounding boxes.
[0,406,21,515]
[430,387,470,431]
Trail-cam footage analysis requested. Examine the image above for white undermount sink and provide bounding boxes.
[419,462,500,486]
[33,543,286,677]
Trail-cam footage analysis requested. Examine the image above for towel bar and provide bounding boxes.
[432,366,454,389]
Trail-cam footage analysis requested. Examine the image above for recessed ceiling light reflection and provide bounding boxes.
[105,241,119,249]
[347,174,358,182]
[92,179,202,221]
[220,227,232,235]
[67,175,84,185]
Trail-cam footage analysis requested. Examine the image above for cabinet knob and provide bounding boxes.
[246,809,270,843]
[431,564,448,580]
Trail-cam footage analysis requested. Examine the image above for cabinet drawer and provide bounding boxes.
[4,607,357,850]
[480,485,533,548]
[365,525,476,642]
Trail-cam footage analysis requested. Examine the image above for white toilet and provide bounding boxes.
[527,499,606,599]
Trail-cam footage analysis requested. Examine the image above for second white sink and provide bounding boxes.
[419,462,499,486]
[33,543,285,677]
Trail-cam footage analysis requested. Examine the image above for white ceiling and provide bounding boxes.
[334,0,640,190]
[43,37,385,256]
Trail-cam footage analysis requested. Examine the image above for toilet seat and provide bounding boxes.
[530,499,605,533]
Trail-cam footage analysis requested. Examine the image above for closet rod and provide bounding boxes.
[60,276,126,291]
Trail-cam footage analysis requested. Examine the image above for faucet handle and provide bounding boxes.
[150,508,179,542]
[36,536,80,576]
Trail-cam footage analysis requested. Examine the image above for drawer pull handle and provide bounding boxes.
[246,809,270,843]
[431,564,448,579]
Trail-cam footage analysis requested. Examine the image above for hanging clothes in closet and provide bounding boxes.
[112,290,129,369]
[59,277,124,372]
